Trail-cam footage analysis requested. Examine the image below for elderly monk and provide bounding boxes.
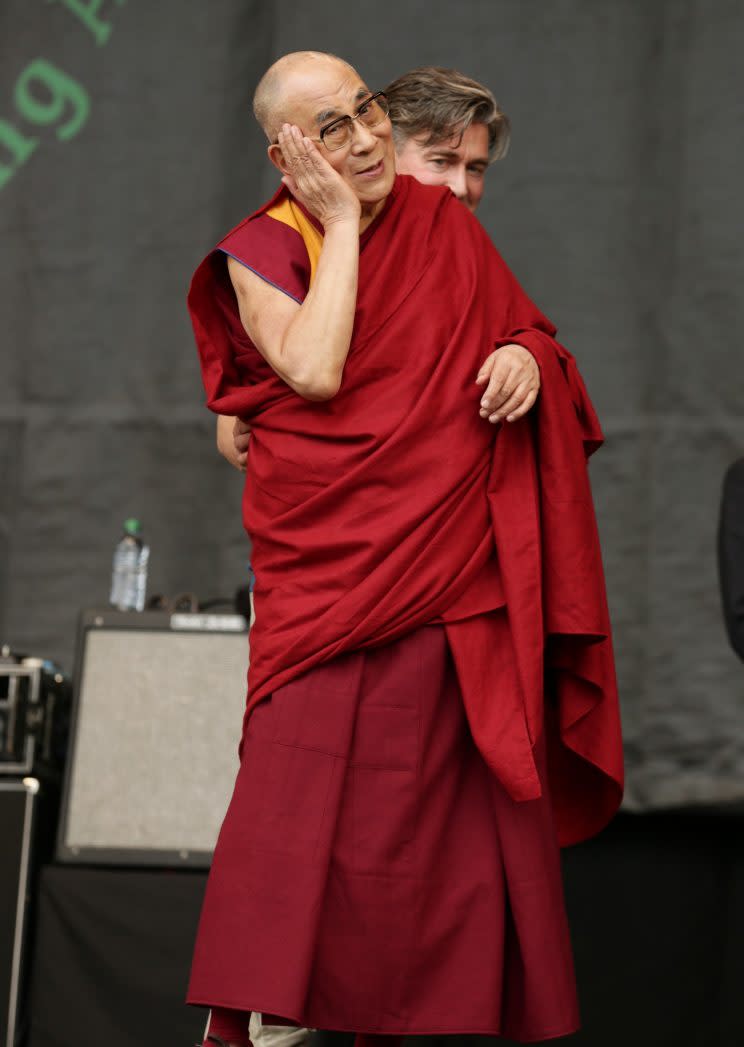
[188,50,623,1047]
[215,66,515,1047]
[216,65,510,470]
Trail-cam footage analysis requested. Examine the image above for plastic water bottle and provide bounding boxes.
[110,519,150,611]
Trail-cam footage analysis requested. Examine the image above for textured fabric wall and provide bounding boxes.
[1,1,742,809]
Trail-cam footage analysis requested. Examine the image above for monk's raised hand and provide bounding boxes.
[475,344,540,423]
[278,124,361,227]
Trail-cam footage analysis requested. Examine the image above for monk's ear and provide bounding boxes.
[267,143,290,177]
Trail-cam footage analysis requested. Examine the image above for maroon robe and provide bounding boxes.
[186,175,623,1041]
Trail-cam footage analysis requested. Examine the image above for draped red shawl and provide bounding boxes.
[189,175,623,845]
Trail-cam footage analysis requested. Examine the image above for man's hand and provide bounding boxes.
[216,414,248,472]
[278,124,361,228]
[233,416,251,461]
[475,343,540,423]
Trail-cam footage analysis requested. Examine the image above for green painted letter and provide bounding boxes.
[14,59,90,142]
[47,0,127,46]
[0,119,40,191]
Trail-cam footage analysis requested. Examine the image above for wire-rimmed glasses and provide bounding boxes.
[317,92,390,151]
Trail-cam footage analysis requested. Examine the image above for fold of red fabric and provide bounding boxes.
[187,174,623,845]
[446,328,623,843]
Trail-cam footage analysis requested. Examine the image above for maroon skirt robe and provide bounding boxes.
[188,624,579,1042]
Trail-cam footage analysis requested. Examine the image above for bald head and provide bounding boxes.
[253,51,357,142]
[257,51,396,222]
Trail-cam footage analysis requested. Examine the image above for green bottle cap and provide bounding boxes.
[123,518,142,535]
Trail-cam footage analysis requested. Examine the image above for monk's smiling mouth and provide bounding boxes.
[355,159,385,177]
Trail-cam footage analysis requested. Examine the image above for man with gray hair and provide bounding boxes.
[388,64,509,212]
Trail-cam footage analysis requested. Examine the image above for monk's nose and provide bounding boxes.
[350,120,377,152]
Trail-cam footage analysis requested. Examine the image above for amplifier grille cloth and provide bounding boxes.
[63,630,248,853]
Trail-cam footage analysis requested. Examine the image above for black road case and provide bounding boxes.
[0,656,71,778]
[0,778,39,1047]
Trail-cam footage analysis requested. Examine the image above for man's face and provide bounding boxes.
[395,122,490,213]
[272,61,396,209]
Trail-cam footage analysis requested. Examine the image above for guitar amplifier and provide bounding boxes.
[57,609,250,868]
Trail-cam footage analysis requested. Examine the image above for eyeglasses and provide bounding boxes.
[316,92,390,152]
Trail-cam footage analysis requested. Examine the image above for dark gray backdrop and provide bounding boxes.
[1,0,742,810]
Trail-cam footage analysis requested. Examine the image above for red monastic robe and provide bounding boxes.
[189,174,623,848]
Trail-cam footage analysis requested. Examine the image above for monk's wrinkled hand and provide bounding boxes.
[233,417,251,469]
[278,124,361,227]
[475,344,540,423]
